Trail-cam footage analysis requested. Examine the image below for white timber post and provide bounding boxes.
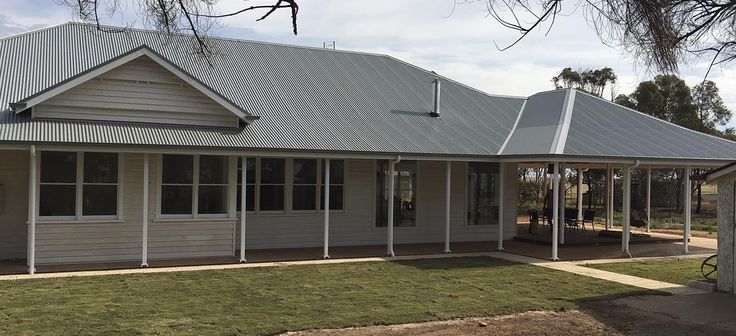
[646,167,652,232]
[323,159,331,259]
[387,159,396,257]
[497,162,505,251]
[622,166,631,255]
[27,145,36,275]
[609,166,615,230]
[240,156,247,263]
[577,168,583,222]
[684,166,692,254]
[444,161,452,253]
[551,162,560,261]
[141,153,149,267]
[559,163,565,245]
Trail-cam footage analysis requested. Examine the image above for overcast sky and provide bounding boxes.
[2,0,734,127]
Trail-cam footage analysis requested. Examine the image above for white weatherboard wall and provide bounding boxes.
[35,153,235,264]
[238,160,517,250]
[0,150,29,259]
[33,56,239,128]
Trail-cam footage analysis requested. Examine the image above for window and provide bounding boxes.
[259,158,285,211]
[198,156,228,215]
[160,154,230,216]
[82,153,118,216]
[467,162,499,225]
[39,151,119,218]
[161,155,194,215]
[376,160,417,227]
[39,152,77,217]
[236,158,256,212]
[321,160,344,210]
[292,159,318,210]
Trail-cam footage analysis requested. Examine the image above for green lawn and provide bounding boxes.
[0,257,654,335]
[585,258,706,286]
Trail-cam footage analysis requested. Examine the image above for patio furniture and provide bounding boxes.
[580,210,596,231]
[564,208,580,230]
[631,210,648,231]
[527,209,540,234]
[542,208,553,228]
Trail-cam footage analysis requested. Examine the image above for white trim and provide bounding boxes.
[444,161,451,253]
[551,162,560,261]
[27,145,36,275]
[386,159,396,257]
[497,100,527,155]
[496,162,505,251]
[239,155,247,263]
[141,153,149,267]
[323,158,330,259]
[551,90,576,154]
[14,48,253,123]
[622,166,632,254]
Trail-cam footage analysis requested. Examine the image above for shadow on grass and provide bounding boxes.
[390,256,523,270]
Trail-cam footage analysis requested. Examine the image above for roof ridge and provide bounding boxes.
[0,21,71,42]
[575,89,736,147]
[551,89,576,154]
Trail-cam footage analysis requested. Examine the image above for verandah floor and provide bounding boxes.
[0,234,717,275]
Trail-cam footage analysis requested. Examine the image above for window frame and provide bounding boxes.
[157,154,231,219]
[373,160,419,229]
[292,158,319,213]
[37,151,124,222]
[464,161,500,227]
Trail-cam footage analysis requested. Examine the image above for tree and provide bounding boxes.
[692,80,732,131]
[57,0,299,58]
[551,67,617,98]
[484,1,736,75]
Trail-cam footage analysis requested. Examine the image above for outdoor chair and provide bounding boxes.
[581,210,596,231]
[564,208,581,230]
[631,210,648,231]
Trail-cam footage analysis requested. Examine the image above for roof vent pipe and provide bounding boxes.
[430,78,441,117]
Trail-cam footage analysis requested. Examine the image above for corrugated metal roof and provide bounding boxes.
[2,23,736,161]
[564,91,736,160]
[0,23,524,156]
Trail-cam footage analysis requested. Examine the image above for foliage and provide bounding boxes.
[484,0,736,75]
[0,257,646,335]
[552,67,617,98]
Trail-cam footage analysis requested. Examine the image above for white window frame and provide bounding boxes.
[464,161,500,227]
[158,154,230,219]
[37,151,124,222]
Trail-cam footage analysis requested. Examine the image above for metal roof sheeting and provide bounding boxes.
[3,23,736,161]
[0,23,524,156]
[564,92,736,160]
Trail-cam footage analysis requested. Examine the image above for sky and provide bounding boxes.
[1,0,735,128]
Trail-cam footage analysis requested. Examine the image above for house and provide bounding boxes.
[1,23,735,274]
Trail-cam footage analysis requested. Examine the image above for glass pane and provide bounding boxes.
[320,185,344,210]
[161,185,193,214]
[293,185,317,210]
[200,156,228,184]
[260,158,285,184]
[84,152,118,183]
[162,155,193,184]
[330,160,344,184]
[198,185,228,214]
[83,185,117,216]
[260,185,284,211]
[40,152,76,183]
[237,158,256,184]
[39,185,76,216]
[293,159,317,184]
[467,162,499,225]
[236,185,255,211]
[375,161,416,227]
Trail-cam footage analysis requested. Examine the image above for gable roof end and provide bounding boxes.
[11,45,259,124]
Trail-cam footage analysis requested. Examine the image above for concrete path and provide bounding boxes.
[493,252,704,295]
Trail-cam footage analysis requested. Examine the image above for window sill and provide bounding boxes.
[154,217,236,223]
[33,219,125,225]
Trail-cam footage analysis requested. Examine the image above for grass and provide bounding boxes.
[585,258,707,286]
[0,257,653,335]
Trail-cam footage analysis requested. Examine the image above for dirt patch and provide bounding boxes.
[281,310,621,336]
